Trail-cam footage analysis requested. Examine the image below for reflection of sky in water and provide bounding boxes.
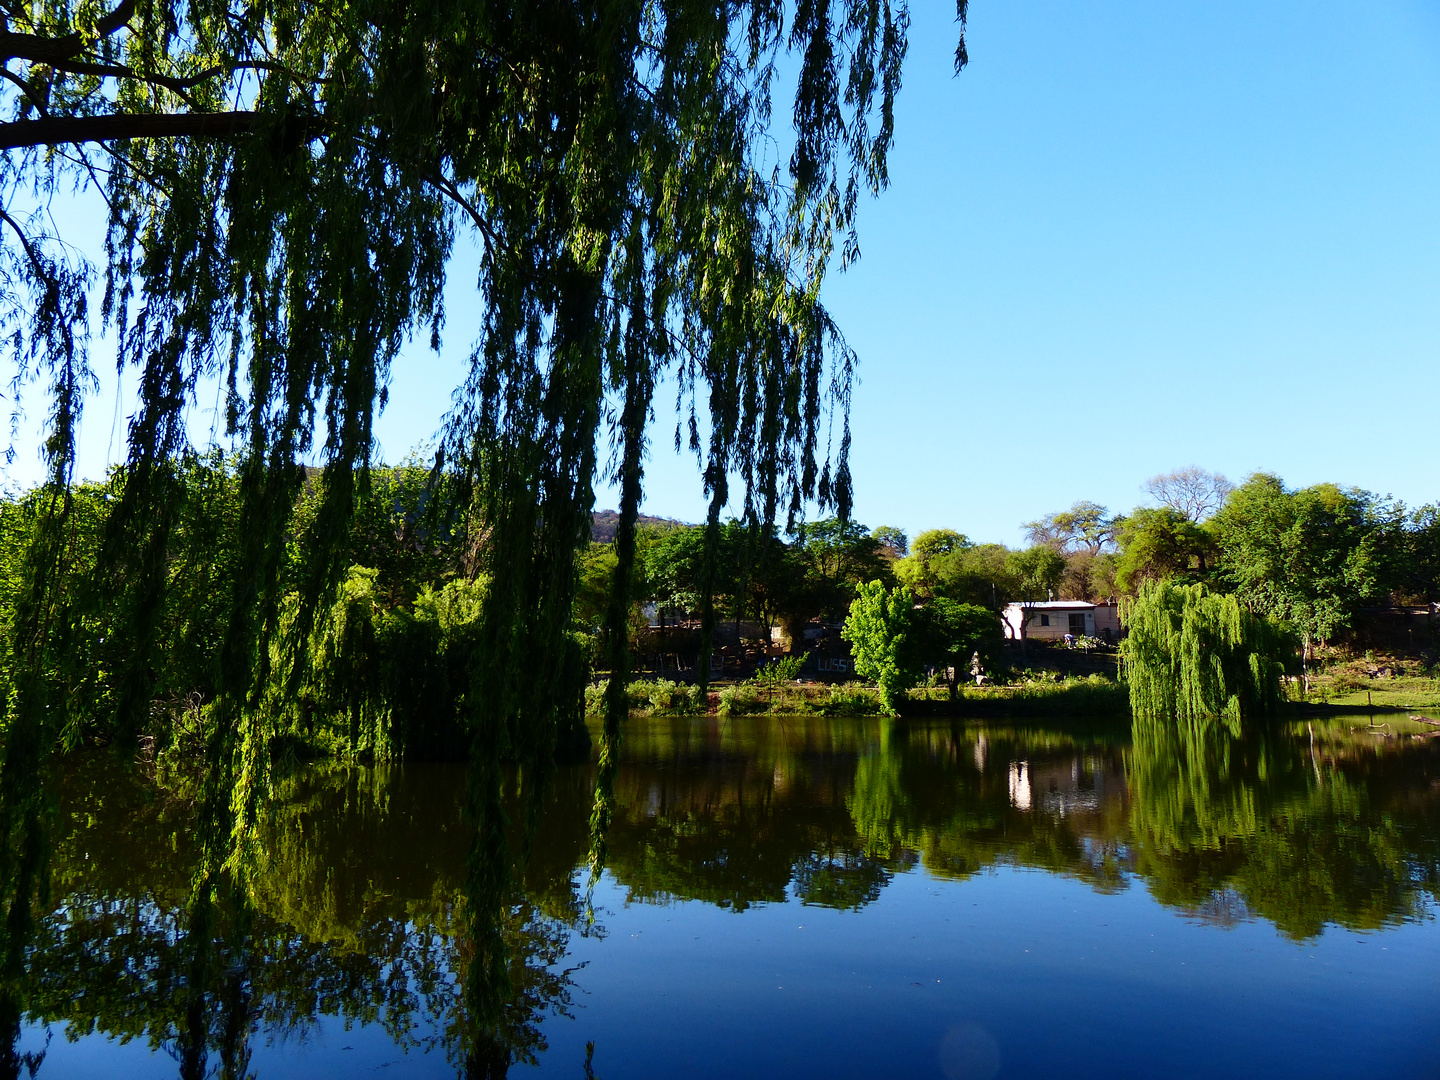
[541,869,1437,1080]
[20,865,1439,1078]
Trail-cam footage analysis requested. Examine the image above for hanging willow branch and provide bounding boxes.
[0,1,972,914]
[1120,580,1294,735]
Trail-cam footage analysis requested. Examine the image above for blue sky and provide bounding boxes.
[7,1,1439,547]
[606,0,1440,543]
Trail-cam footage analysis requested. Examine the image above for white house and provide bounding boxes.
[1001,600,1121,642]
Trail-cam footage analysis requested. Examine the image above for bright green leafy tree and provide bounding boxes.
[841,581,918,715]
[1210,474,1397,655]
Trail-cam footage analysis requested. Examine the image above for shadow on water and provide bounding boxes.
[0,712,1433,1073]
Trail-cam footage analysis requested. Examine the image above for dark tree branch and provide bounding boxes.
[41,57,287,95]
[0,0,137,63]
[0,30,83,65]
[94,0,135,38]
[0,110,260,149]
[0,66,46,113]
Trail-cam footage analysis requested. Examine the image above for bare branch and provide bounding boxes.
[0,205,48,274]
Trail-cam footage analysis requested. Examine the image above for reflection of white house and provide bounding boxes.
[1001,600,1121,642]
[1008,761,1031,811]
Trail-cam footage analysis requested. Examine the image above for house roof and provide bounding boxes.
[1004,600,1096,610]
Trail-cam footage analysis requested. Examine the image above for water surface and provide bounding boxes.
[15,715,1440,1078]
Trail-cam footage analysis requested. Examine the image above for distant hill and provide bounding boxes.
[591,509,690,543]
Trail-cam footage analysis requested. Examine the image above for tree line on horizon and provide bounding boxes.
[607,465,1440,653]
[6,458,1432,756]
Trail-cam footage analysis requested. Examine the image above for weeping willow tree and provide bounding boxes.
[1120,580,1293,734]
[0,0,969,1045]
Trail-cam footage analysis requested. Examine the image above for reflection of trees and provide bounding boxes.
[1128,718,1440,939]
[848,725,1131,894]
[599,720,1133,910]
[12,758,593,1077]
[1,715,1438,1074]
[599,716,1440,941]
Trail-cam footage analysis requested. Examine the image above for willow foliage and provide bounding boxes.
[1,1,969,798]
[1121,580,1292,734]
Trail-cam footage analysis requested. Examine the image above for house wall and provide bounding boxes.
[1092,603,1121,642]
[1003,605,1096,640]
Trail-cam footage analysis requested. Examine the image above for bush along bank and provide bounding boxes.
[584,673,1130,719]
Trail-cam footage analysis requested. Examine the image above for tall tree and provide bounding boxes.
[0,0,969,769]
[1023,501,1116,556]
[0,0,973,945]
[1143,467,1234,522]
[1210,474,1396,660]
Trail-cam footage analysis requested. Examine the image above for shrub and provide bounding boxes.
[646,679,699,715]
[718,684,766,716]
[584,683,606,716]
[754,652,809,687]
[821,681,884,716]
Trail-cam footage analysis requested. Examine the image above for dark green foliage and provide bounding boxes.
[1207,474,1397,644]
[906,598,1002,693]
[0,461,495,760]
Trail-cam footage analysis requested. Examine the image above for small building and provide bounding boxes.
[1002,600,1121,643]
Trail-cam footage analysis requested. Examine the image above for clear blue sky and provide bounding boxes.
[601,0,1440,544]
[8,1,1439,547]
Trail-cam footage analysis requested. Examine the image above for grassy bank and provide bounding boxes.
[1294,652,1440,713]
[587,674,1130,720]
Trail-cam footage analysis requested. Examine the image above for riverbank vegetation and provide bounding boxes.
[2,460,1438,751]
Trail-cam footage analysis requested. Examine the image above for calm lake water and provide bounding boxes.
[13,714,1440,1078]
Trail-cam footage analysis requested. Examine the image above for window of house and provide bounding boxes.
[1069,613,1086,636]
[1038,614,1049,627]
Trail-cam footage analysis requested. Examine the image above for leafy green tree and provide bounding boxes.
[907,599,1002,697]
[1121,580,1293,733]
[1113,506,1216,594]
[787,518,890,628]
[841,581,919,715]
[894,529,970,596]
[934,542,1013,611]
[1023,501,1117,555]
[1210,474,1397,655]
[642,526,707,627]
[1392,504,1440,605]
[1003,545,1067,652]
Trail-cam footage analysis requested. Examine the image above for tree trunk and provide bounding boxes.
[697,472,726,695]
[1302,634,1312,698]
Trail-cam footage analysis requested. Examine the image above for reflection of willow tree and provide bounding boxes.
[1127,718,1440,939]
[0,758,594,1077]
